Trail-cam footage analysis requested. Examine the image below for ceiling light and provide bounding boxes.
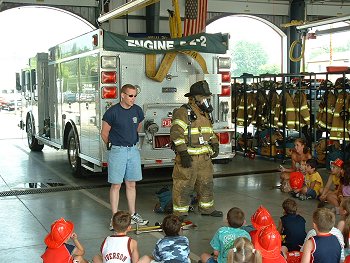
[315,25,350,35]
[296,14,350,31]
[98,0,160,23]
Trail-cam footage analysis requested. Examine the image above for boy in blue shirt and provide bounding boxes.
[301,208,341,263]
[200,207,251,263]
[138,214,190,263]
[277,198,306,253]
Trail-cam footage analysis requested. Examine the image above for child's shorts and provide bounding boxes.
[306,188,317,199]
[151,259,191,263]
[206,257,218,263]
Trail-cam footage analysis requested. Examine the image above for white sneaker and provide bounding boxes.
[299,194,307,201]
[109,218,114,231]
[131,213,149,225]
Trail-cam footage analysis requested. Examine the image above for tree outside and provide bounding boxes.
[230,40,279,77]
[206,15,285,76]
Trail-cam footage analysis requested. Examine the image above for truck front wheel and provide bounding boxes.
[67,129,82,177]
[27,116,44,151]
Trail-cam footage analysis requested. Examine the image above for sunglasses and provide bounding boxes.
[123,92,137,98]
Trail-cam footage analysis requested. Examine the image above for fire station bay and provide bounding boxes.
[1,0,350,262]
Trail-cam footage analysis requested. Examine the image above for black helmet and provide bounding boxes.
[184,80,212,97]
[335,77,350,88]
[320,79,333,89]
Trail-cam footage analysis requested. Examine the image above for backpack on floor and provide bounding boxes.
[153,186,198,214]
[154,186,173,214]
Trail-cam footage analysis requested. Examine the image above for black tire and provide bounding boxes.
[67,129,82,177]
[27,116,44,151]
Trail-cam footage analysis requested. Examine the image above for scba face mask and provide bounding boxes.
[198,98,213,113]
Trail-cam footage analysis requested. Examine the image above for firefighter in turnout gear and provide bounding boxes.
[330,77,350,141]
[316,80,336,131]
[170,80,223,218]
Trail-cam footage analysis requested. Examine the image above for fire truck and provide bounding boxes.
[16,29,235,177]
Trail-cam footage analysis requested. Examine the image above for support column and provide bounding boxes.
[146,2,160,34]
[289,0,305,74]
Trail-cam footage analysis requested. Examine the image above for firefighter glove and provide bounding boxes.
[179,151,192,168]
[211,143,219,158]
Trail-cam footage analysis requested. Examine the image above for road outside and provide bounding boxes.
[0,109,25,140]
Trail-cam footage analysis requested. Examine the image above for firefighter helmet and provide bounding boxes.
[253,224,282,259]
[251,205,274,230]
[335,77,350,89]
[331,158,344,168]
[184,80,212,97]
[44,218,74,248]
[289,171,304,190]
[320,79,333,89]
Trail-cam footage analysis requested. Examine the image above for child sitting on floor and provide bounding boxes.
[338,197,350,258]
[277,198,306,253]
[298,158,324,200]
[138,214,190,263]
[200,207,251,263]
[301,208,341,263]
[319,158,344,214]
[226,237,262,263]
[253,224,286,263]
[41,218,89,263]
[339,161,350,201]
[93,211,139,263]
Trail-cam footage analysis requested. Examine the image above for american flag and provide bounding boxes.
[183,0,208,36]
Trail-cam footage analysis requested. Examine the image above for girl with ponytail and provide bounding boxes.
[227,237,262,263]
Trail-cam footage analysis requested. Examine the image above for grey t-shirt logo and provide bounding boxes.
[133,117,138,123]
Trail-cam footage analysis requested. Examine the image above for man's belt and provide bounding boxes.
[113,144,137,147]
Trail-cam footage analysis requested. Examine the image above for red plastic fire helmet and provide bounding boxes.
[254,224,282,259]
[289,171,304,190]
[251,205,274,230]
[331,158,344,168]
[44,218,74,249]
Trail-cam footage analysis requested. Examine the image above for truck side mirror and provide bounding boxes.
[21,71,26,92]
[25,71,31,91]
[31,69,36,91]
[15,73,22,91]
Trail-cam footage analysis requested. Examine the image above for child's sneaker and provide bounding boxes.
[299,194,307,201]
[131,213,149,225]
[291,192,300,198]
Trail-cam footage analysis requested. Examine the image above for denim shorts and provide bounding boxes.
[108,145,142,184]
[306,188,317,199]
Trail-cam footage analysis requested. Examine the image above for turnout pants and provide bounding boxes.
[172,154,215,216]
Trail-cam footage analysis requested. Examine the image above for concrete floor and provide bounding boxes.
[0,135,332,262]
[0,109,332,262]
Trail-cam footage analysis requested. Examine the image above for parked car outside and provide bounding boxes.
[63,92,77,103]
[2,100,22,111]
[0,97,5,107]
